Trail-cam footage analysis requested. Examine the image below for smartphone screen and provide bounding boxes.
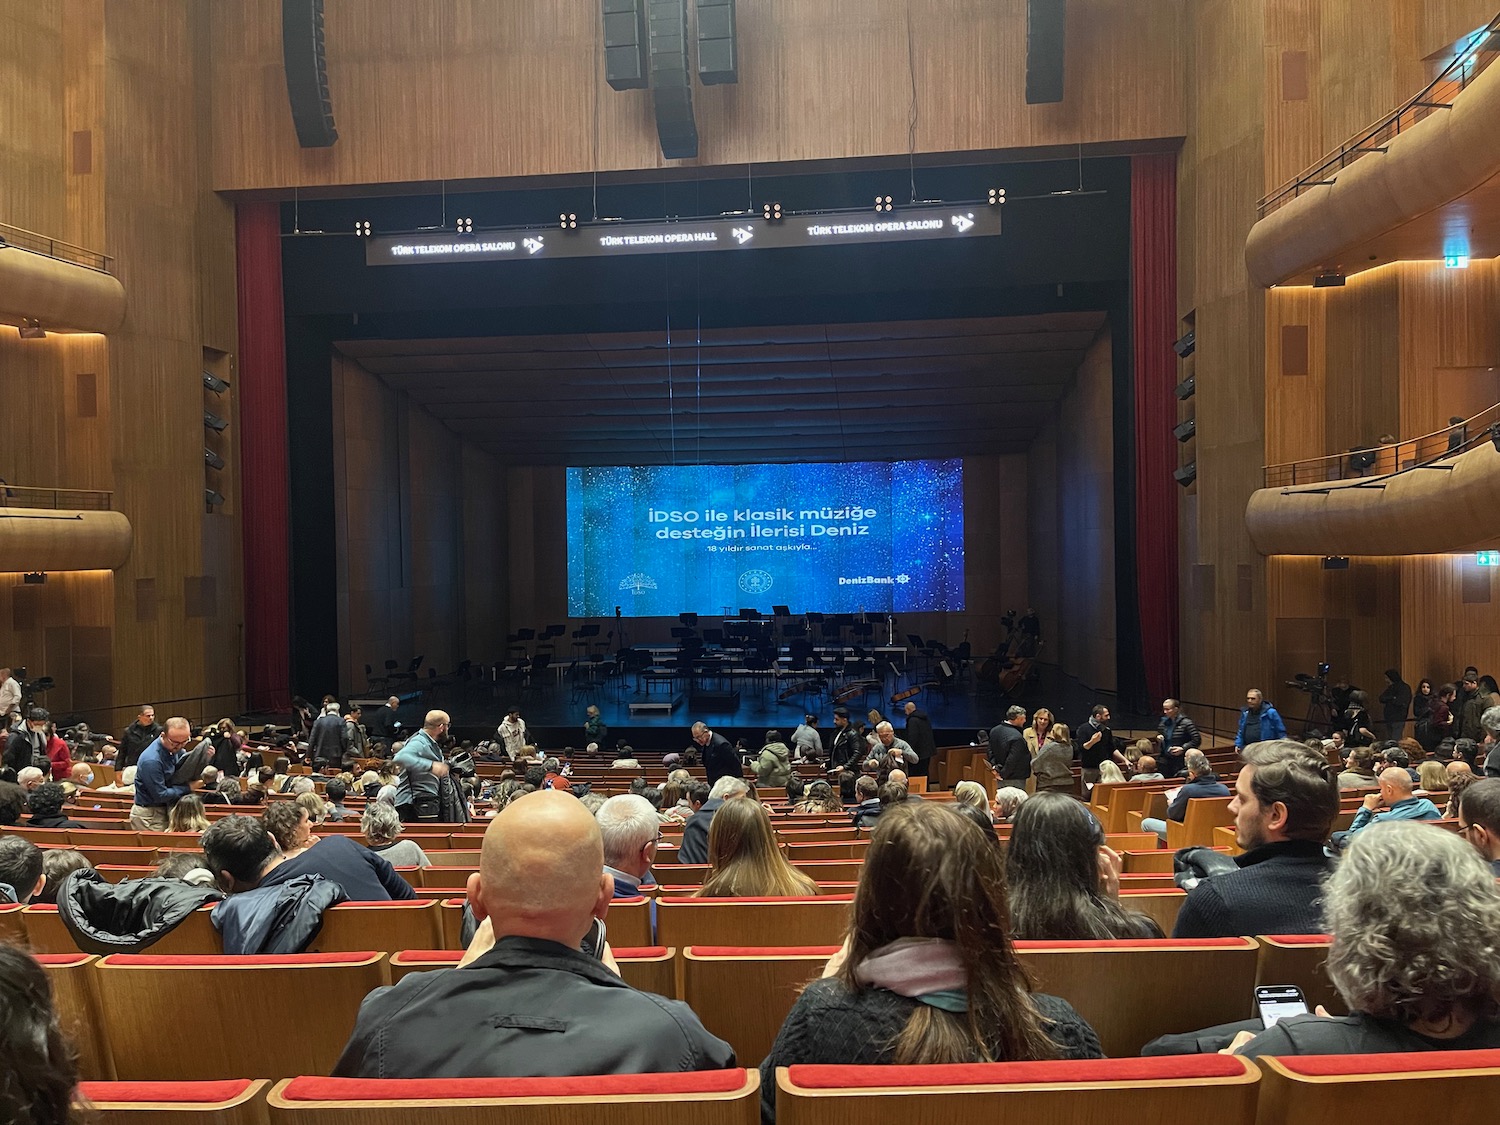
[1255,985,1309,1028]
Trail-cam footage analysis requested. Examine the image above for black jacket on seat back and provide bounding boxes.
[58,869,223,954]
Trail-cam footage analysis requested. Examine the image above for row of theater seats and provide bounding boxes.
[76,1051,1500,1124]
[34,937,1342,1080]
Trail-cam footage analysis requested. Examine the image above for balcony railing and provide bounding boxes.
[1262,402,1500,489]
[1257,15,1500,218]
[0,221,113,274]
[0,484,113,511]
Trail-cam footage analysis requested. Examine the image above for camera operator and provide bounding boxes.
[0,667,19,727]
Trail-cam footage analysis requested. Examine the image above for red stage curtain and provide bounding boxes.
[1131,153,1180,702]
[235,202,292,712]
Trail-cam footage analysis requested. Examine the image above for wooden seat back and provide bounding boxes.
[1255,1051,1500,1123]
[1115,889,1188,935]
[20,903,219,955]
[264,1071,760,1124]
[681,946,836,1064]
[657,896,852,948]
[95,952,389,1079]
[774,1055,1260,1125]
[1167,797,1235,848]
[36,953,113,1080]
[303,900,443,953]
[1014,937,1260,1056]
[605,895,653,947]
[1253,934,1343,1014]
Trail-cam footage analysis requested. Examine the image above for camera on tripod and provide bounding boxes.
[1285,661,1334,736]
[13,666,55,711]
[1286,661,1332,699]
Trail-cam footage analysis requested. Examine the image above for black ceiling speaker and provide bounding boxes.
[648,0,698,159]
[282,0,338,147]
[1025,0,1066,104]
[603,0,649,90]
[696,0,738,85]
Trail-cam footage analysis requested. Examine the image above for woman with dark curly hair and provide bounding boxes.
[0,943,81,1124]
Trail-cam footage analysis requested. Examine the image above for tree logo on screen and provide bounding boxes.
[619,573,658,595]
[738,569,774,595]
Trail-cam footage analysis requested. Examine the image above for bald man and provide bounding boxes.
[393,709,451,823]
[334,791,733,1078]
[1332,766,1442,851]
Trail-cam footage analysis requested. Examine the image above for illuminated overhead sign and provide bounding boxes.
[364,204,1001,266]
[1477,550,1500,566]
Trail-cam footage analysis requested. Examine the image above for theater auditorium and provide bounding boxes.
[3,0,1500,1120]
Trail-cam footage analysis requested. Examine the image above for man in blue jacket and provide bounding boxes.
[1235,688,1288,750]
[1331,767,1440,851]
[129,717,199,831]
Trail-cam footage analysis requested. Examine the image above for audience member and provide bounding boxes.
[1448,763,1478,818]
[26,782,87,829]
[323,779,350,821]
[753,730,794,787]
[333,791,733,1077]
[0,780,24,826]
[596,794,660,897]
[1333,767,1441,850]
[1032,724,1075,793]
[1141,749,1229,841]
[360,801,431,869]
[393,710,452,823]
[203,814,413,902]
[951,800,1001,842]
[1457,778,1500,875]
[96,764,136,794]
[988,705,1031,785]
[697,799,817,897]
[1172,740,1337,937]
[794,779,842,814]
[691,721,740,788]
[1228,822,1500,1057]
[1417,759,1449,795]
[129,716,197,831]
[16,767,43,794]
[263,801,315,858]
[34,849,93,904]
[154,851,216,886]
[167,793,210,834]
[116,704,161,770]
[1096,760,1127,785]
[1006,792,1162,939]
[0,836,44,903]
[951,780,990,818]
[849,775,882,828]
[1234,689,1287,750]
[3,707,50,776]
[758,802,1101,1123]
[680,776,749,864]
[1154,698,1202,778]
[992,786,1028,823]
[1132,754,1164,782]
[0,944,81,1125]
[1337,745,1378,789]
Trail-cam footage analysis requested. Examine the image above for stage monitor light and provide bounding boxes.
[18,319,45,340]
[1313,270,1346,288]
[456,217,473,233]
[1173,418,1196,443]
[559,212,578,230]
[205,489,226,508]
[354,220,371,236]
[203,411,228,433]
[874,195,894,213]
[1172,330,1195,358]
[762,201,782,221]
[202,372,231,394]
[1173,461,1197,488]
[205,447,225,471]
[1174,374,1196,401]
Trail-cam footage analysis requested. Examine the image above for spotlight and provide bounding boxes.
[1321,556,1350,571]
[1490,422,1500,452]
[203,411,228,433]
[18,319,45,340]
[1173,462,1197,488]
[1174,375,1196,401]
[987,187,1005,205]
[1173,418,1196,443]
[22,572,46,585]
[559,213,578,230]
[456,217,473,233]
[205,448,225,471]
[1172,330,1195,358]
[1313,270,1345,288]
[354,220,371,237]
[761,202,782,222]
[202,372,231,394]
[874,195,894,213]
[205,489,225,508]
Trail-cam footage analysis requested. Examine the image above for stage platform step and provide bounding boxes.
[629,692,685,715]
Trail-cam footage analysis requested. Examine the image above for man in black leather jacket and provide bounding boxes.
[333,790,734,1078]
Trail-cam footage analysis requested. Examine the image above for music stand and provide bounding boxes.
[772,605,791,617]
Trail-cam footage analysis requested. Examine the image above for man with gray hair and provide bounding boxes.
[596,794,660,897]
[308,701,346,769]
[1141,749,1229,842]
[988,705,1031,785]
[872,721,917,770]
[679,776,749,865]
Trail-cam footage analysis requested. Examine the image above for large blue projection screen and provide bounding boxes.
[567,461,964,617]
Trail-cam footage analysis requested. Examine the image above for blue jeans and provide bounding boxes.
[1141,817,1168,842]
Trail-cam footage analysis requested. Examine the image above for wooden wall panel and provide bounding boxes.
[1420,0,1499,61]
[209,0,1188,193]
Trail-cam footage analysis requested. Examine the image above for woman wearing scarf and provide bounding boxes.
[757,802,1101,1123]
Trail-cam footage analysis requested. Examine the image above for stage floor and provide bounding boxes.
[319,661,1156,754]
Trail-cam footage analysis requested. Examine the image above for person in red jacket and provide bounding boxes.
[44,722,71,782]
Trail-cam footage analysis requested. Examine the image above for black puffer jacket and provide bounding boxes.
[58,869,223,954]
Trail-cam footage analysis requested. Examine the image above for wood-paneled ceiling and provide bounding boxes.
[335,312,1106,465]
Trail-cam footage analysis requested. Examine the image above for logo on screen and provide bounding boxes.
[619,572,658,595]
[738,569,774,594]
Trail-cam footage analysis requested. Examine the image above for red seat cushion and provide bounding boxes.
[280,1070,749,1101]
[79,1080,255,1104]
[663,895,852,904]
[104,953,379,967]
[1275,1050,1500,1077]
[32,954,92,967]
[788,1056,1249,1088]
[1013,938,1255,950]
[1263,934,1332,946]
[689,946,842,957]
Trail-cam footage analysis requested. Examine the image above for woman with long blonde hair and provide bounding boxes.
[1022,708,1054,795]
[167,794,210,834]
[696,799,819,897]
